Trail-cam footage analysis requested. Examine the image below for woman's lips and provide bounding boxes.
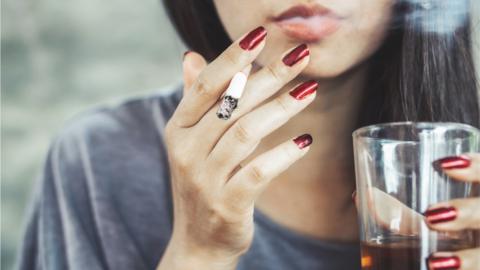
[272,4,342,42]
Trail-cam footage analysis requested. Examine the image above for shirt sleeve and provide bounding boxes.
[16,134,108,270]
[15,91,182,270]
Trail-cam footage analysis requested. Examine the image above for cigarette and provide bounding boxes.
[216,71,248,120]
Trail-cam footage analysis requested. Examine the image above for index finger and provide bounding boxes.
[171,26,267,128]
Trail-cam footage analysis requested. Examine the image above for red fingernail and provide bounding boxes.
[423,206,457,224]
[433,155,471,170]
[183,50,192,60]
[283,44,309,66]
[239,26,267,50]
[427,255,461,270]
[293,134,313,149]
[289,80,318,100]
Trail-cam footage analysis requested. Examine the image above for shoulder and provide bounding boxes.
[43,83,185,220]
[46,83,184,186]
[22,85,184,269]
[57,84,183,146]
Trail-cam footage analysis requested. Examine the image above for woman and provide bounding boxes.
[17,0,480,269]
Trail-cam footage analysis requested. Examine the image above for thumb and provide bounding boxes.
[182,51,207,94]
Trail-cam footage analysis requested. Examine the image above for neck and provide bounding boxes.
[300,62,367,171]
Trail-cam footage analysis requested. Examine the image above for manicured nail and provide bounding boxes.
[283,44,309,66]
[433,155,471,171]
[351,190,357,202]
[239,26,267,50]
[183,50,192,60]
[427,255,461,270]
[289,80,318,100]
[424,206,457,224]
[293,134,313,149]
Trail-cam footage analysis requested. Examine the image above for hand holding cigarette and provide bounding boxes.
[159,26,317,270]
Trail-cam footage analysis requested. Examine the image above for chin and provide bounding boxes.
[301,61,353,79]
[301,46,372,80]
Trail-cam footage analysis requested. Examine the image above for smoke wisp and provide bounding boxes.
[397,0,469,33]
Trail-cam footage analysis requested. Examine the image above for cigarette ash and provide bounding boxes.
[216,96,238,120]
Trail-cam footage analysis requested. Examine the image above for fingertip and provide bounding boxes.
[183,50,192,61]
[183,51,207,70]
[238,26,267,51]
[289,80,318,101]
[183,51,208,91]
[433,155,471,171]
[427,253,461,270]
[282,44,310,67]
[293,133,313,150]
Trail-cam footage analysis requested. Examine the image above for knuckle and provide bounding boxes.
[265,63,288,83]
[232,121,254,144]
[222,49,243,67]
[265,64,284,83]
[175,156,192,172]
[273,96,292,114]
[170,147,193,170]
[248,165,267,184]
[194,74,216,98]
[180,179,203,199]
[280,145,298,161]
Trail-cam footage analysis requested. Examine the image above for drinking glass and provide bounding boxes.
[353,122,480,270]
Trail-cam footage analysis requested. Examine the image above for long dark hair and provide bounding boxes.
[162,0,480,129]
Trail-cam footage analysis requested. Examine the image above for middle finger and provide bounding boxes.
[206,80,318,178]
[194,43,311,153]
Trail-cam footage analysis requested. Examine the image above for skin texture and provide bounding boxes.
[157,1,479,269]
[213,0,393,78]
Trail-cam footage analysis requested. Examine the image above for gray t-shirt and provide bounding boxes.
[16,85,361,270]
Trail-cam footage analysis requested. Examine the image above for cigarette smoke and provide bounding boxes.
[395,0,469,33]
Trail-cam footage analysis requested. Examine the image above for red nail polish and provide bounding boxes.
[424,206,457,224]
[289,80,318,100]
[283,44,309,66]
[293,134,313,149]
[183,50,192,60]
[427,255,461,270]
[433,155,471,170]
[239,26,267,50]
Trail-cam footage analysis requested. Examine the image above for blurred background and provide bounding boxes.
[2,0,184,268]
[2,1,480,270]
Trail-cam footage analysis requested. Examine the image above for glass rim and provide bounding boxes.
[352,121,480,139]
